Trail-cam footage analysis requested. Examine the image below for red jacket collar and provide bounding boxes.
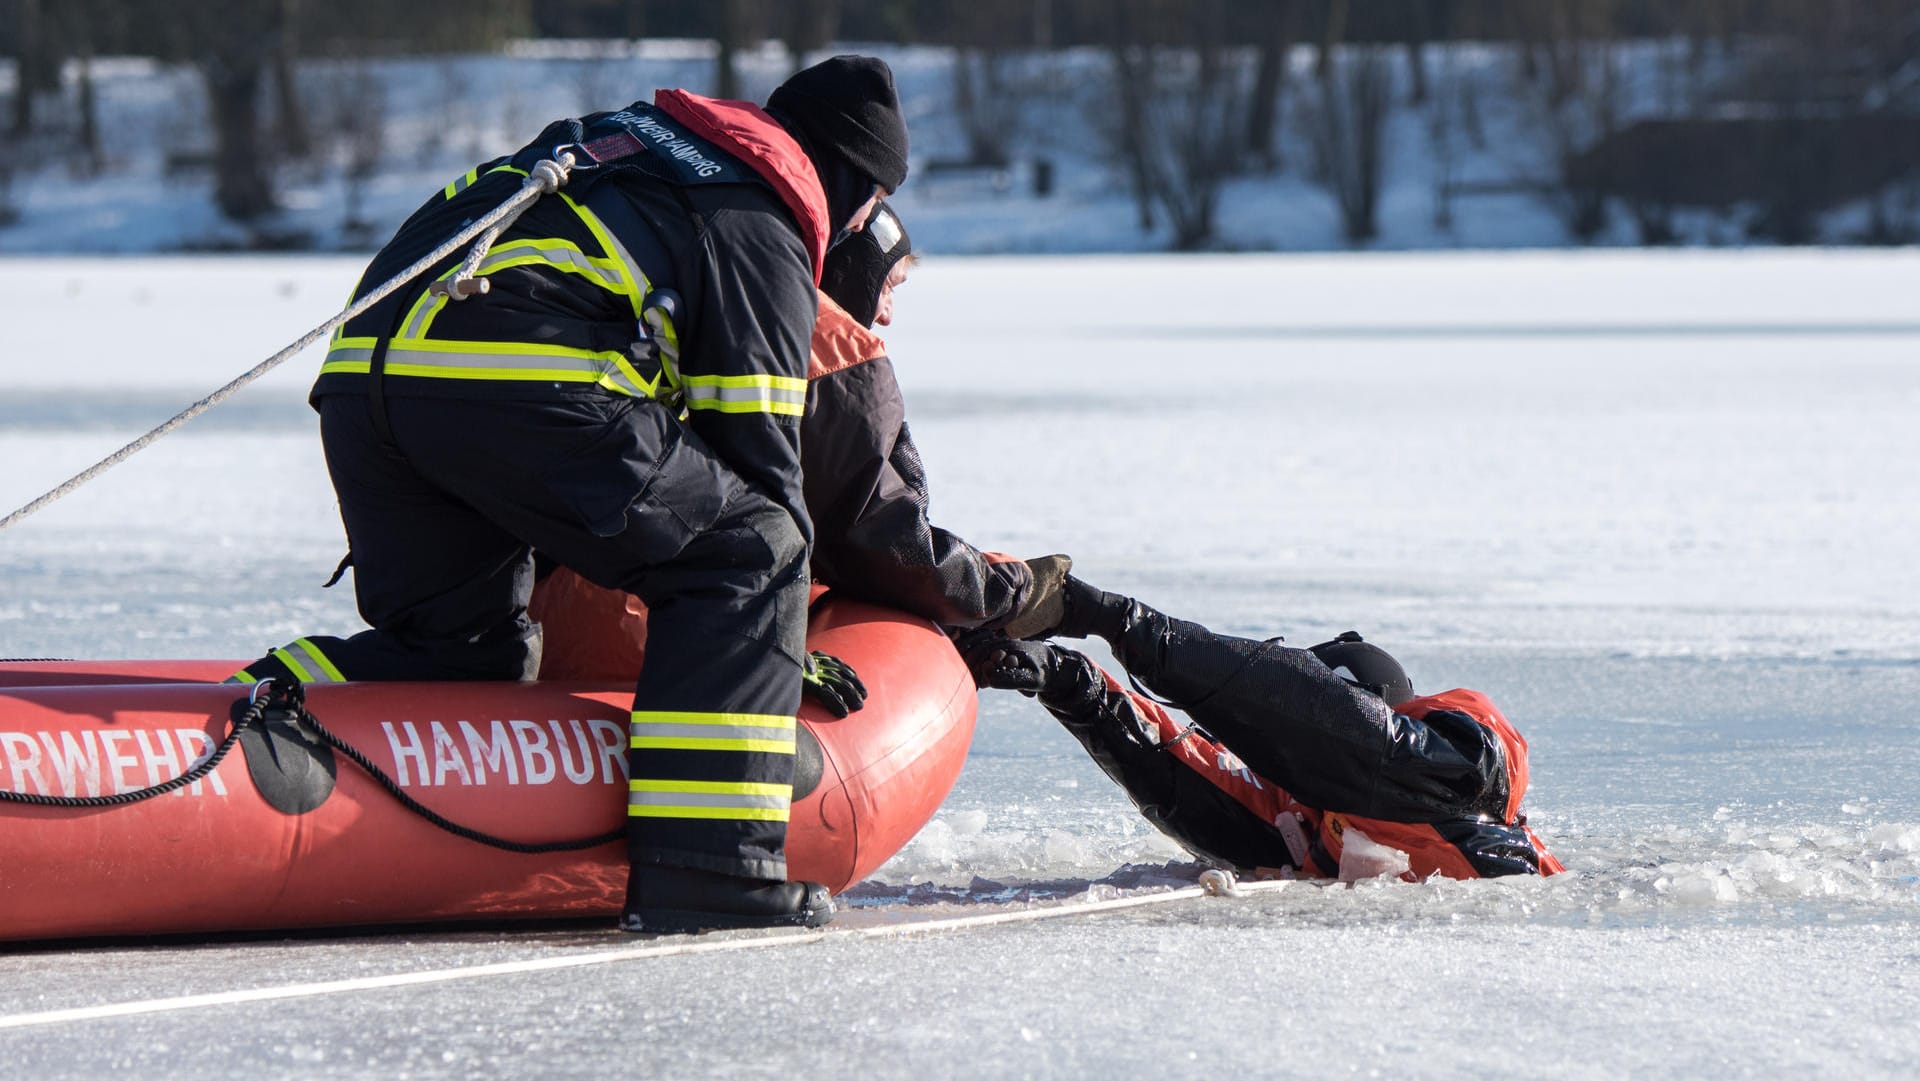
[655,89,830,283]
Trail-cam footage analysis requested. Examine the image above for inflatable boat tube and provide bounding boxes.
[0,597,974,942]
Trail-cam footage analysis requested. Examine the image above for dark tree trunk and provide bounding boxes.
[1406,39,1429,105]
[625,0,648,40]
[1245,0,1291,173]
[272,0,311,160]
[77,50,102,177]
[11,0,41,135]
[782,0,841,63]
[715,0,747,100]
[1109,43,1158,232]
[1316,0,1348,81]
[203,57,276,221]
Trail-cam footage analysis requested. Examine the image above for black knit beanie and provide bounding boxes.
[822,201,912,328]
[767,55,910,193]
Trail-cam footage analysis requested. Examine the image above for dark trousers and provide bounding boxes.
[1096,601,1496,824]
[253,393,809,880]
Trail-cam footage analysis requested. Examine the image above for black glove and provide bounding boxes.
[802,650,868,718]
[957,632,1065,697]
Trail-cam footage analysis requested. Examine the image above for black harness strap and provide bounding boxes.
[366,317,402,449]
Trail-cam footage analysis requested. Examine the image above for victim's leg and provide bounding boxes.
[1071,585,1416,818]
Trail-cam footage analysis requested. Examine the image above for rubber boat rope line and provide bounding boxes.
[0,676,624,855]
[0,153,577,536]
[0,872,1288,1032]
[0,686,264,808]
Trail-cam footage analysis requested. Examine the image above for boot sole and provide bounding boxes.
[622,903,834,935]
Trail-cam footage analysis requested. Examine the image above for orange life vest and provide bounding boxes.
[1094,667,1565,880]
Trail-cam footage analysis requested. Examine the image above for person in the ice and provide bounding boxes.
[530,199,1070,686]
[230,56,918,934]
[959,579,1564,881]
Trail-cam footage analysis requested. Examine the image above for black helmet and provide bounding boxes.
[1308,631,1414,706]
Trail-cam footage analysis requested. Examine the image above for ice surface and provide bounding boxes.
[1,250,1917,1077]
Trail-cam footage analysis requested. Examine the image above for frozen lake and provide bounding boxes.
[2,249,1918,1077]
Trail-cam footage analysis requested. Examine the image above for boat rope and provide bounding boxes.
[0,675,622,853]
[0,153,577,536]
[0,873,1290,1031]
[274,678,626,855]
[0,689,263,808]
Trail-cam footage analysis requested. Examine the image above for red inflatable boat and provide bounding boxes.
[0,597,975,942]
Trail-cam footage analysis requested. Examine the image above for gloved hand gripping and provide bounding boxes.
[802,650,868,718]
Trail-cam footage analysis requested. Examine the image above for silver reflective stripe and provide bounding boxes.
[682,381,807,414]
[628,720,795,744]
[477,243,625,293]
[323,344,653,398]
[399,292,444,340]
[627,790,790,811]
[272,639,346,683]
[443,168,479,200]
[566,198,651,317]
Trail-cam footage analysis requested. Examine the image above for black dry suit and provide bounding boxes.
[237,93,832,882]
[1025,599,1559,880]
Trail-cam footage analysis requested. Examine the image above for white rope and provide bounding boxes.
[0,154,576,536]
[0,874,1290,1030]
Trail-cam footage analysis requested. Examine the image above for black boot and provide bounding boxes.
[621,865,835,935]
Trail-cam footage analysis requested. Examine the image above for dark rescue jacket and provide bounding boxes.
[1046,659,1566,881]
[528,294,1035,680]
[802,297,1033,629]
[312,90,828,536]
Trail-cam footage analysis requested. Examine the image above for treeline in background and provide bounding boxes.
[3,0,1918,250]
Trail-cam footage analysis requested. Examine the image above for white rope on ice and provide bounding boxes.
[0,155,576,536]
[0,873,1288,1030]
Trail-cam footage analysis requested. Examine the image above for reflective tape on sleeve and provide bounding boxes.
[627,779,793,821]
[563,195,651,318]
[442,166,480,201]
[474,238,631,297]
[322,337,659,398]
[680,374,808,417]
[628,711,796,754]
[271,638,347,683]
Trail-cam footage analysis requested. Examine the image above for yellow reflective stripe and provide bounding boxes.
[443,166,481,201]
[626,803,790,821]
[293,638,348,682]
[681,374,808,417]
[629,711,795,755]
[399,287,447,340]
[630,711,795,731]
[322,338,654,397]
[627,779,792,819]
[475,237,630,296]
[629,738,795,753]
[643,304,683,395]
[270,647,314,683]
[224,670,258,685]
[271,638,346,684]
[629,780,792,796]
[563,194,650,318]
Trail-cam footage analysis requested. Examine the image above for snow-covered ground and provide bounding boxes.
[4,40,1910,256]
[2,248,1919,1076]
